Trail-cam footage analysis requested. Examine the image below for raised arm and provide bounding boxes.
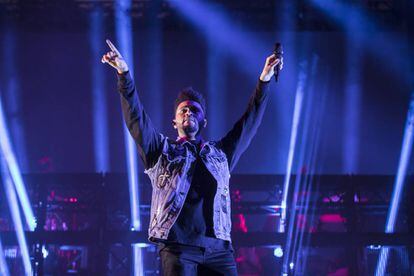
[102,39,163,169]
[219,54,282,171]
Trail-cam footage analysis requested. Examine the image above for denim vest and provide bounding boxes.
[145,136,232,242]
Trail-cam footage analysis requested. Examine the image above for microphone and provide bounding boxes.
[273,43,283,82]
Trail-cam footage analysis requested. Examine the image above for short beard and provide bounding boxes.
[183,124,198,135]
[183,118,204,137]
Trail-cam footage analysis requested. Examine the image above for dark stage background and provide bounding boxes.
[0,3,413,175]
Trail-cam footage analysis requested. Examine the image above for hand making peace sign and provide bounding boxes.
[101,39,129,74]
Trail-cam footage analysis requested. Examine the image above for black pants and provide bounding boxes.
[159,243,238,276]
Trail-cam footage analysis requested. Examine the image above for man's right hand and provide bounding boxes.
[101,39,129,74]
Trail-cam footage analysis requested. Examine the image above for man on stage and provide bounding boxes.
[102,39,282,276]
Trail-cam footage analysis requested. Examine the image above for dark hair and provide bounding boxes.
[174,87,206,114]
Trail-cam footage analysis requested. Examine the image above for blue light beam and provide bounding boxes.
[90,8,110,172]
[307,0,412,87]
[278,61,307,233]
[114,0,143,275]
[0,92,35,231]
[281,56,320,275]
[207,41,226,139]
[115,0,141,232]
[167,0,267,78]
[3,28,29,173]
[375,94,414,275]
[0,157,32,275]
[343,31,362,173]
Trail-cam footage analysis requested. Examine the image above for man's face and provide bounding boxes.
[173,100,206,138]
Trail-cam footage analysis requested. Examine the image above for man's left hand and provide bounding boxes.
[259,54,283,82]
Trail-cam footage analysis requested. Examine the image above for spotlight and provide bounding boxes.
[42,246,48,259]
[274,246,284,258]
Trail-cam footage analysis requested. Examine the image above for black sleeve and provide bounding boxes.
[118,71,163,169]
[219,79,271,172]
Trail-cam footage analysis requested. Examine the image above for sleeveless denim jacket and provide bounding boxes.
[145,138,232,241]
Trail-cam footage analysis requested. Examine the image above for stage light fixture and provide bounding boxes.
[274,246,284,258]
